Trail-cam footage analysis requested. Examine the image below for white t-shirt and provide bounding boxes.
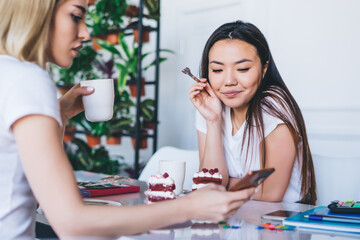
[0,55,62,239]
[196,99,301,203]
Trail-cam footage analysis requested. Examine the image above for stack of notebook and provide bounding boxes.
[283,206,360,233]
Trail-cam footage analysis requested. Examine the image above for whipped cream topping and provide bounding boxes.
[148,173,175,186]
[145,190,175,198]
[193,171,222,179]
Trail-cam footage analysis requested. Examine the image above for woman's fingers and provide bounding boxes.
[189,184,255,222]
[189,83,208,102]
[59,84,95,121]
[67,83,94,98]
[215,188,255,220]
[189,82,207,94]
[76,86,95,96]
[197,78,215,96]
[228,188,256,202]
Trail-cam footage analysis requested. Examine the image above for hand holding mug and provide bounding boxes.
[80,79,114,122]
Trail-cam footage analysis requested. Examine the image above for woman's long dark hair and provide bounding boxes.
[200,21,316,204]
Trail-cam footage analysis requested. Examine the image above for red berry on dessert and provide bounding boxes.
[192,168,222,191]
[145,173,176,203]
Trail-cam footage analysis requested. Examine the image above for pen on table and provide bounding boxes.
[304,214,360,224]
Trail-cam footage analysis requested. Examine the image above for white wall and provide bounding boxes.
[159,0,360,154]
[157,0,360,202]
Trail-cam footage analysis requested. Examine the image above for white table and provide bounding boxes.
[36,171,360,239]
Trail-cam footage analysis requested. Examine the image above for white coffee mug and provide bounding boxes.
[80,79,114,122]
[159,160,186,195]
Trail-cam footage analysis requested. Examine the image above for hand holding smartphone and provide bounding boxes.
[228,168,275,191]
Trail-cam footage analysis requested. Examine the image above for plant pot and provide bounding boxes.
[131,131,148,149]
[133,29,150,43]
[143,121,156,130]
[125,5,139,18]
[106,135,122,145]
[63,126,76,142]
[88,0,95,5]
[91,35,107,51]
[107,32,119,45]
[86,135,101,148]
[129,77,145,97]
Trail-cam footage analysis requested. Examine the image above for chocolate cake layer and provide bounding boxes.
[148,195,175,202]
[193,177,222,184]
[149,184,175,191]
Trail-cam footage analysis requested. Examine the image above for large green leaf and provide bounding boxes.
[116,63,129,93]
[119,33,131,60]
[144,57,168,71]
[96,39,122,57]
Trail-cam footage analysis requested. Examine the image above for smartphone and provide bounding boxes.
[261,210,300,221]
[228,168,275,191]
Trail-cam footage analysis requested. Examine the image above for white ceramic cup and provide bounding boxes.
[80,79,114,122]
[159,160,186,195]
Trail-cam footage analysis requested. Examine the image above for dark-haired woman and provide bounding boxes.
[189,20,316,204]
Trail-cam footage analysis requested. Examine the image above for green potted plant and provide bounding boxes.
[63,109,86,143]
[52,45,100,94]
[96,33,174,96]
[64,138,125,175]
[104,116,133,145]
[63,124,76,142]
[130,129,148,150]
[75,113,108,147]
[71,45,100,81]
[144,0,160,21]
[50,65,77,95]
[126,20,151,44]
[140,98,156,130]
[128,99,155,149]
[87,0,127,49]
[93,56,115,80]
[63,110,89,143]
[92,55,135,145]
[125,0,160,43]
[104,90,135,145]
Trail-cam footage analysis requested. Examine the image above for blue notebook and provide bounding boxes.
[283,206,360,233]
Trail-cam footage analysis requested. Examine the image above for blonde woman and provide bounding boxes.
[0,1,254,239]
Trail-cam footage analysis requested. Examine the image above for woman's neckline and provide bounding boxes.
[230,108,246,136]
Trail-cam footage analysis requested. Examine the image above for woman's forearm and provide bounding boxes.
[57,197,192,238]
[200,120,229,187]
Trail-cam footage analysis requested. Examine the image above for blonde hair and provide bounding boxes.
[0,0,65,68]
